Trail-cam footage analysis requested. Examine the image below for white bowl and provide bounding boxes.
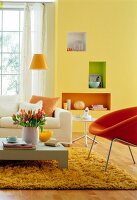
[89,81,100,88]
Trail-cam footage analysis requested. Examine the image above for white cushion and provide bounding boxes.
[0,117,21,129]
[0,95,19,117]
[0,116,60,129]
[43,117,60,129]
[0,95,19,102]
[19,101,42,113]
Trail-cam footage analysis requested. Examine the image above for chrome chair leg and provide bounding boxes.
[87,135,98,143]
[105,140,114,172]
[128,146,136,164]
[87,135,96,159]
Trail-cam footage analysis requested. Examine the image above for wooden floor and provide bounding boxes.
[0,132,137,200]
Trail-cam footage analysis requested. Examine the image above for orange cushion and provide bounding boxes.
[30,96,59,117]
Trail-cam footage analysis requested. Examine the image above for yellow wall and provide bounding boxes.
[55,0,137,130]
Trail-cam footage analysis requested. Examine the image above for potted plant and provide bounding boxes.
[12,109,46,145]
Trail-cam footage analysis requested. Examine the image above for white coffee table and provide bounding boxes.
[0,138,68,169]
[72,116,98,147]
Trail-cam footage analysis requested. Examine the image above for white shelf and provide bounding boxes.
[67,32,86,51]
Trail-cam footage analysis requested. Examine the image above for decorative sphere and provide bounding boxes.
[74,101,85,110]
[39,130,53,142]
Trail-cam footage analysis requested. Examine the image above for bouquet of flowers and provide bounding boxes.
[12,109,46,131]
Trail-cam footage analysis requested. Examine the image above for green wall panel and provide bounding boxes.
[89,61,106,88]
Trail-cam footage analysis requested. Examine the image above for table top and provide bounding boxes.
[0,138,68,164]
[73,116,96,122]
[0,138,67,152]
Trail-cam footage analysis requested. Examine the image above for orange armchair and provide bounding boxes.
[88,107,137,171]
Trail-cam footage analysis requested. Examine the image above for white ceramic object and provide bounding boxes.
[22,127,39,145]
[89,81,100,88]
[82,107,91,119]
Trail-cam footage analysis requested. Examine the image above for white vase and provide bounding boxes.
[22,127,39,145]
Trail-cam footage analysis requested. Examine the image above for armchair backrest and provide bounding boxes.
[95,107,137,128]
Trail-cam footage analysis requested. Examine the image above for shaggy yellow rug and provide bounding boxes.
[0,148,136,189]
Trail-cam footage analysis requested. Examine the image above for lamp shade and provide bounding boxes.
[30,54,48,70]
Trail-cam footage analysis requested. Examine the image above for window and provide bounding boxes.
[0,9,24,95]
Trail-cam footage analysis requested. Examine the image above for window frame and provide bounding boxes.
[0,8,23,95]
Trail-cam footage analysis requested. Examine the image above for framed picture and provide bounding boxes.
[89,74,102,88]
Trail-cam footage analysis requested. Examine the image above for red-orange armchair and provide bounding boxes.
[88,107,137,171]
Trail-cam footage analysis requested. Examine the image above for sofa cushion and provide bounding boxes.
[0,95,19,117]
[30,96,59,117]
[0,116,60,129]
[0,117,21,129]
[43,117,60,129]
[19,101,42,112]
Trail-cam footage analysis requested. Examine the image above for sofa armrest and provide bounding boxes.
[55,107,69,117]
[55,108,72,127]
[54,107,72,144]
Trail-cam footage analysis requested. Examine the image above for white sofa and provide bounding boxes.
[0,95,72,145]
[0,108,72,145]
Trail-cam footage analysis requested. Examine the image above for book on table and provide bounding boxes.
[2,140,36,150]
[44,139,60,147]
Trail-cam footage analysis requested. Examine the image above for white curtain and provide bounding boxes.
[21,3,47,100]
[20,3,32,101]
[42,4,48,96]
[32,3,47,96]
